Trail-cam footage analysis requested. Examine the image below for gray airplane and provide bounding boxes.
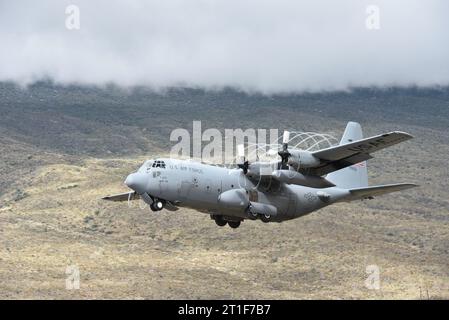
[103,122,417,228]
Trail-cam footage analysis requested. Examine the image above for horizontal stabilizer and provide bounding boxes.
[347,183,418,200]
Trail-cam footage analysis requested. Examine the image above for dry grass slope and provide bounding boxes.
[1,154,448,299]
[1,84,448,299]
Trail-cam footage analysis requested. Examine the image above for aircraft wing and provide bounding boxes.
[306,131,413,176]
[346,183,418,200]
[102,191,139,202]
[101,192,179,211]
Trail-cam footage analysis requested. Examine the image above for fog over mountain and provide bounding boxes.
[1,0,448,93]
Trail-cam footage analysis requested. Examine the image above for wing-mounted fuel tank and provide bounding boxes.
[272,169,335,188]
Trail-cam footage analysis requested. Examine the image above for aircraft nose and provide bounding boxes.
[124,173,148,194]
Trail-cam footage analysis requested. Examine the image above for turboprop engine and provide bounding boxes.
[286,149,321,169]
[277,131,322,169]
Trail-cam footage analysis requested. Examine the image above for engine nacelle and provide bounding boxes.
[246,162,277,179]
[272,170,335,188]
[287,150,321,169]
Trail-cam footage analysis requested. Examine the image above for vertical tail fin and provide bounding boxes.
[326,122,368,189]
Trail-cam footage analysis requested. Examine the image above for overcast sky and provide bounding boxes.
[0,0,448,92]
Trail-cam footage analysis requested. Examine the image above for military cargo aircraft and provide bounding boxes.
[103,122,417,228]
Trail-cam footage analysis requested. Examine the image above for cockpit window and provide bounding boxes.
[152,160,166,169]
[138,160,154,173]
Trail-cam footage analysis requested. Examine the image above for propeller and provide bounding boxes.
[236,144,249,174]
[278,130,291,164]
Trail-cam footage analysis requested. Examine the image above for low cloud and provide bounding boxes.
[1,0,448,92]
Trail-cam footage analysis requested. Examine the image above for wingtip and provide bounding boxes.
[401,183,419,189]
[393,131,414,139]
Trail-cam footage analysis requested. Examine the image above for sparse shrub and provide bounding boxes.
[13,189,28,202]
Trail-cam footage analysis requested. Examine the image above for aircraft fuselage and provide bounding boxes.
[132,158,349,222]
